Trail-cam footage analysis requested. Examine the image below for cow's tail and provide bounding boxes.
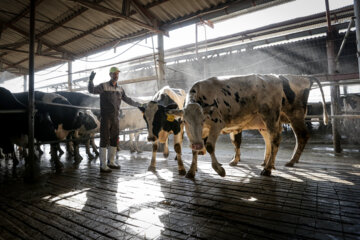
[310,77,329,125]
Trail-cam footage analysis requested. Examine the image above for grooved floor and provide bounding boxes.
[1,140,360,240]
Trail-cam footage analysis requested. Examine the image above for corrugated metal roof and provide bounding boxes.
[0,0,292,75]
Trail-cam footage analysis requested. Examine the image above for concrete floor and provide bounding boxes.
[0,133,360,239]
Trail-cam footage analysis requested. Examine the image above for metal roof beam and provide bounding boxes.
[0,56,28,74]
[131,0,160,27]
[0,47,72,61]
[67,0,164,34]
[7,23,75,58]
[1,0,45,32]
[122,0,131,16]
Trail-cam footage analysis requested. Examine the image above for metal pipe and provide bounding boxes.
[157,33,165,89]
[354,0,360,78]
[23,75,27,91]
[25,0,37,181]
[335,17,354,72]
[68,61,73,91]
[325,0,342,153]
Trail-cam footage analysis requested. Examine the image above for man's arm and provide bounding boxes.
[88,71,104,94]
[121,88,141,107]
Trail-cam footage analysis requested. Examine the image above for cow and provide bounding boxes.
[56,91,101,159]
[169,74,328,178]
[13,91,98,169]
[138,86,187,175]
[118,108,146,153]
[0,87,57,170]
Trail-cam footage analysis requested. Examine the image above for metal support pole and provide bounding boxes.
[25,0,37,181]
[68,61,73,91]
[157,33,166,88]
[325,0,342,153]
[195,23,199,60]
[354,0,360,78]
[23,75,27,91]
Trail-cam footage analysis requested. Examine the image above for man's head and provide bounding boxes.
[109,66,120,82]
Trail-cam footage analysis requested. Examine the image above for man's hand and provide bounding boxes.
[89,71,96,81]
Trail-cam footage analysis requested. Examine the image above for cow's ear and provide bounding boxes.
[167,109,184,117]
[138,104,146,113]
[165,103,178,110]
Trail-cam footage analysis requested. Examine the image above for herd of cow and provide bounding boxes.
[0,74,329,178]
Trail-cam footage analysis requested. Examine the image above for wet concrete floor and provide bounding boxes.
[0,134,360,239]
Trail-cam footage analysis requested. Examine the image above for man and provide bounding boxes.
[88,66,141,173]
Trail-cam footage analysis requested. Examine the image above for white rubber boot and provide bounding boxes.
[107,146,120,169]
[100,147,111,173]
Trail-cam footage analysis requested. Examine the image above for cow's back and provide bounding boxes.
[188,75,283,125]
[119,108,146,130]
[153,86,186,109]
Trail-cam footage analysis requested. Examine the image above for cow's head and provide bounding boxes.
[138,101,180,142]
[76,110,100,135]
[169,102,205,151]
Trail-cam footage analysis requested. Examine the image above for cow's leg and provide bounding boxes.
[285,119,310,167]
[91,136,99,155]
[11,147,19,168]
[51,143,63,172]
[66,133,74,156]
[85,138,95,160]
[163,138,169,158]
[73,131,83,163]
[129,133,136,153]
[186,150,198,179]
[134,132,142,153]
[229,131,242,166]
[259,129,272,168]
[261,118,282,176]
[148,141,158,172]
[207,129,225,177]
[174,132,186,175]
[0,148,4,159]
[57,143,64,156]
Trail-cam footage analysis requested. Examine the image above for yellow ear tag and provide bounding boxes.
[166,114,175,122]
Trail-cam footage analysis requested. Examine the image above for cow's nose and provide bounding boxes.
[147,136,156,142]
[191,143,203,151]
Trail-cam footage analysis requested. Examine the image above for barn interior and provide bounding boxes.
[0,0,360,239]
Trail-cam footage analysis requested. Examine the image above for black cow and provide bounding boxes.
[0,87,57,170]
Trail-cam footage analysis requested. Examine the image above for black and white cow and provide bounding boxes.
[118,108,146,153]
[13,91,98,169]
[56,91,100,159]
[138,86,187,175]
[170,74,328,178]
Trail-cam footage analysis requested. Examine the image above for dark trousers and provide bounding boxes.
[100,115,119,148]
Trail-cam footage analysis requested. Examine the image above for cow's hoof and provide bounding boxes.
[55,162,64,173]
[136,150,143,154]
[74,155,83,163]
[178,169,186,176]
[130,148,136,153]
[260,169,271,176]
[285,162,294,167]
[216,167,226,177]
[148,166,156,172]
[198,149,206,155]
[185,171,195,179]
[229,160,238,166]
[163,152,169,158]
[87,154,95,160]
